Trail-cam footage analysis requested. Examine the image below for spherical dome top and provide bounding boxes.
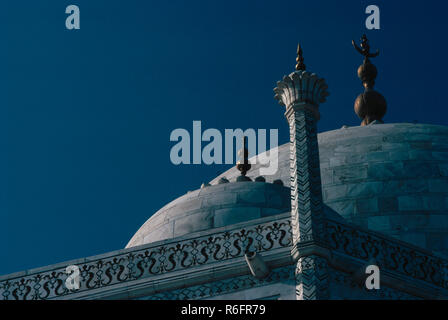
[354,90,387,124]
[127,123,448,253]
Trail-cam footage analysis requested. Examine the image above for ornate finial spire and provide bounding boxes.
[236,136,251,179]
[352,34,387,126]
[274,44,329,113]
[295,43,306,71]
[273,43,329,299]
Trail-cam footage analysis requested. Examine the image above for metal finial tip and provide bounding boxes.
[236,136,251,176]
[295,43,306,71]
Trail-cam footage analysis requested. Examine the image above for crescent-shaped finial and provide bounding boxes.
[353,34,380,62]
[352,40,364,56]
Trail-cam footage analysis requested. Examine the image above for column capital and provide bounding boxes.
[274,70,329,118]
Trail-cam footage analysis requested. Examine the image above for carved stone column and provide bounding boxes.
[274,46,330,299]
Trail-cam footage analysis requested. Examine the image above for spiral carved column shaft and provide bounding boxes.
[285,105,325,244]
[274,58,330,299]
[286,105,330,299]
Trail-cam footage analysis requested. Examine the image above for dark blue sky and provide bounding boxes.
[1,0,447,275]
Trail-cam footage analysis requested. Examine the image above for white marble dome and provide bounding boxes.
[126,181,291,248]
[127,123,448,253]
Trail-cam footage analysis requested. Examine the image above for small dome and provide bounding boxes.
[126,181,290,248]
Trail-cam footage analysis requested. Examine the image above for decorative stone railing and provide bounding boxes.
[324,219,448,291]
[0,216,292,300]
[1,213,447,300]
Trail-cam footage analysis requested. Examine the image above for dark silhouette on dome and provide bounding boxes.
[236,136,252,181]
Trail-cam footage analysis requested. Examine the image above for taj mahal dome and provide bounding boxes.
[127,123,448,256]
[1,36,448,300]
